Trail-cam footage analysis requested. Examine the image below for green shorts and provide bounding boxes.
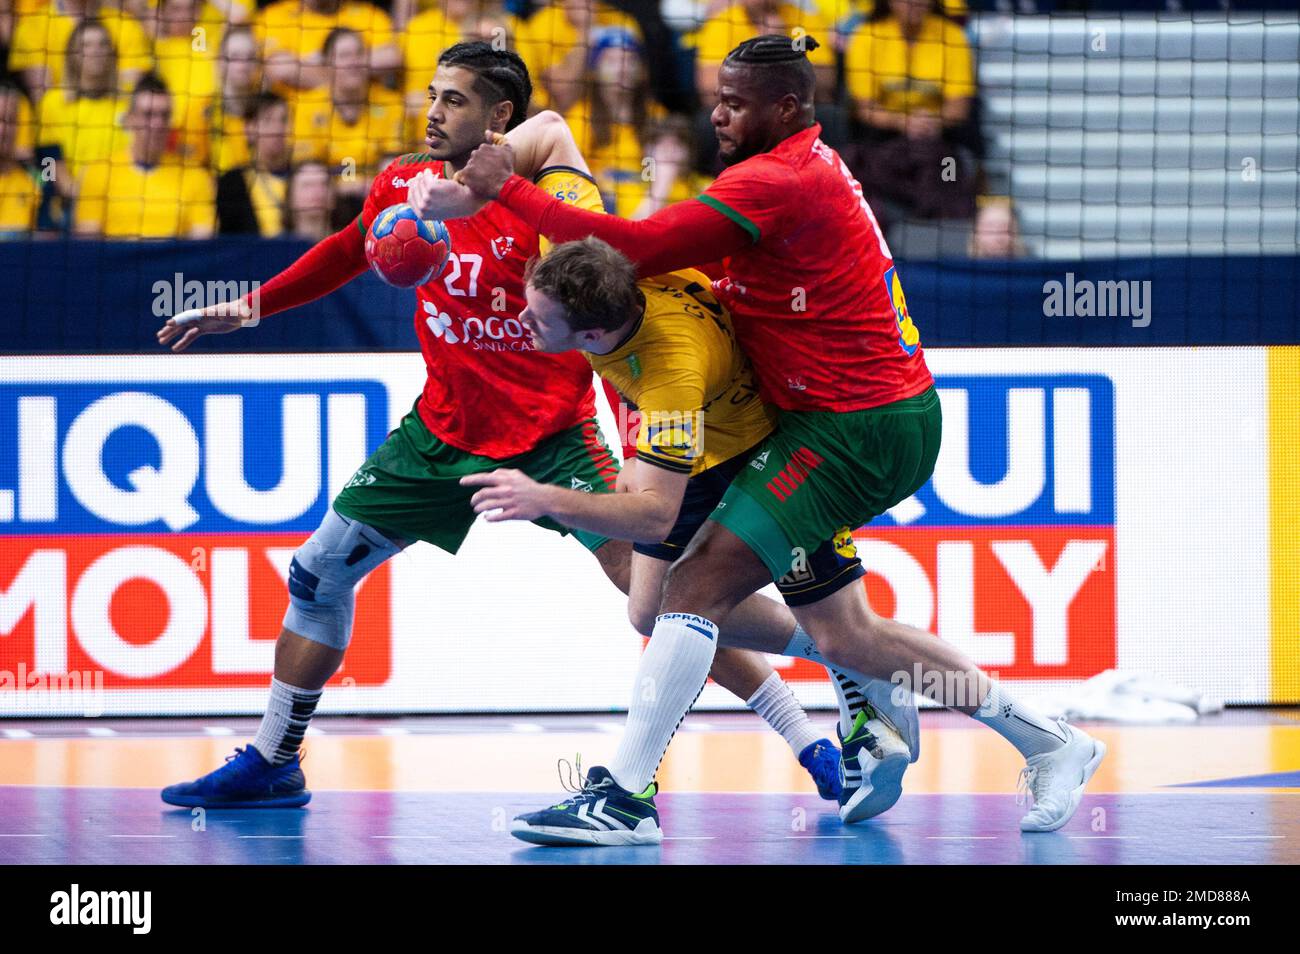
[333,404,620,555]
[713,387,942,594]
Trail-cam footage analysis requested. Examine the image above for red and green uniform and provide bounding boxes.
[249,154,619,554]
[493,125,941,595]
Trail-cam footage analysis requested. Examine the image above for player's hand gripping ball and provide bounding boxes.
[364,203,452,288]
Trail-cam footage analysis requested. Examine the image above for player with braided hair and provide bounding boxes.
[155,40,852,809]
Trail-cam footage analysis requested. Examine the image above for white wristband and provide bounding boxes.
[172,307,259,329]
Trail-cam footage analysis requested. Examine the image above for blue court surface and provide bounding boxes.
[1,710,1297,865]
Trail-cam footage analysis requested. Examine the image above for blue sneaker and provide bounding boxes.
[161,746,311,808]
[838,707,909,823]
[511,764,662,846]
[798,738,843,800]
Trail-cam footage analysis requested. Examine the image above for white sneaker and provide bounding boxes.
[838,709,911,824]
[1017,721,1107,832]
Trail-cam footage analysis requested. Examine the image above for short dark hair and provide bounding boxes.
[247,90,286,122]
[322,26,363,60]
[436,40,532,131]
[524,238,643,333]
[723,33,819,107]
[130,72,170,108]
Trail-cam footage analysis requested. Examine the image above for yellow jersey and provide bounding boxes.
[687,3,834,68]
[515,2,643,110]
[844,13,975,114]
[254,0,396,63]
[75,149,216,238]
[0,163,41,234]
[588,269,774,476]
[35,90,124,174]
[289,86,405,174]
[8,5,153,90]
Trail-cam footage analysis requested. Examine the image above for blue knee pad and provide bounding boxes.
[282,508,403,650]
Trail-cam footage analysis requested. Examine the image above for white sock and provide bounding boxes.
[971,682,1068,758]
[782,624,870,736]
[251,677,322,766]
[610,613,719,793]
[747,671,822,756]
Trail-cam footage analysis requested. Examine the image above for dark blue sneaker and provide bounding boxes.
[838,708,909,823]
[510,765,661,846]
[798,738,843,800]
[161,746,311,808]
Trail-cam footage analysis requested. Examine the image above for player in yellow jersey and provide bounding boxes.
[459,236,919,846]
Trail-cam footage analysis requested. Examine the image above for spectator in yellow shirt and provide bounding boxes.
[148,0,221,164]
[74,73,216,237]
[630,113,713,220]
[562,31,658,217]
[283,158,333,240]
[8,0,152,99]
[845,0,974,132]
[36,18,125,179]
[688,0,835,105]
[191,24,263,173]
[0,81,42,236]
[289,26,404,196]
[811,0,965,49]
[216,91,292,235]
[841,0,977,227]
[400,0,517,144]
[255,0,399,92]
[515,0,642,113]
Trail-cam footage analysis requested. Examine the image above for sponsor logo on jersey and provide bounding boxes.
[644,411,703,462]
[786,377,808,392]
[749,449,770,471]
[390,177,410,189]
[421,302,534,352]
[570,476,594,493]
[424,305,459,344]
[833,526,856,559]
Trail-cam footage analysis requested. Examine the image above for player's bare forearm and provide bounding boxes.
[461,466,686,543]
[506,110,591,179]
[538,483,681,544]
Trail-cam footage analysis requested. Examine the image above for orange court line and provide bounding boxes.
[1,724,1297,795]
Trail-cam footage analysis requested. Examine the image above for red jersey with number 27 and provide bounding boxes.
[699,124,932,412]
[359,155,599,458]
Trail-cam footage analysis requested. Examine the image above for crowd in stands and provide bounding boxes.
[0,0,1020,256]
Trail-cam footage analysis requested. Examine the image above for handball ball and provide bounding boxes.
[365,203,452,288]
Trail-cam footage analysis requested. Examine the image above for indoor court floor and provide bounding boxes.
[1,709,1297,865]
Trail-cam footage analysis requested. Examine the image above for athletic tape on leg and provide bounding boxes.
[282,507,403,649]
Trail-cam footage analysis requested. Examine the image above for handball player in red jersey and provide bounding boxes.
[153,42,850,809]
[444,34,1106,839]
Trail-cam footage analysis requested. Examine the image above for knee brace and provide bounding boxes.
[282,508,403,650]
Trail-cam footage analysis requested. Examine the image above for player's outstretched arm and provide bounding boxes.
[153,224,369,351]
[455,142,752,277]
[407,111,591,222]
[460,461,688,545]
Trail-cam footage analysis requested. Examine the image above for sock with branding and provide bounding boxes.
[746,670,822,756]
[609,613,719,794]
[782,624,875,737]
[251,678,322,766]
[970,682,1068,758]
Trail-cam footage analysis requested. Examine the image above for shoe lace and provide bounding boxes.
[1016,761,1054,808]
[216,746,261,782]
[552,755,613,808]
